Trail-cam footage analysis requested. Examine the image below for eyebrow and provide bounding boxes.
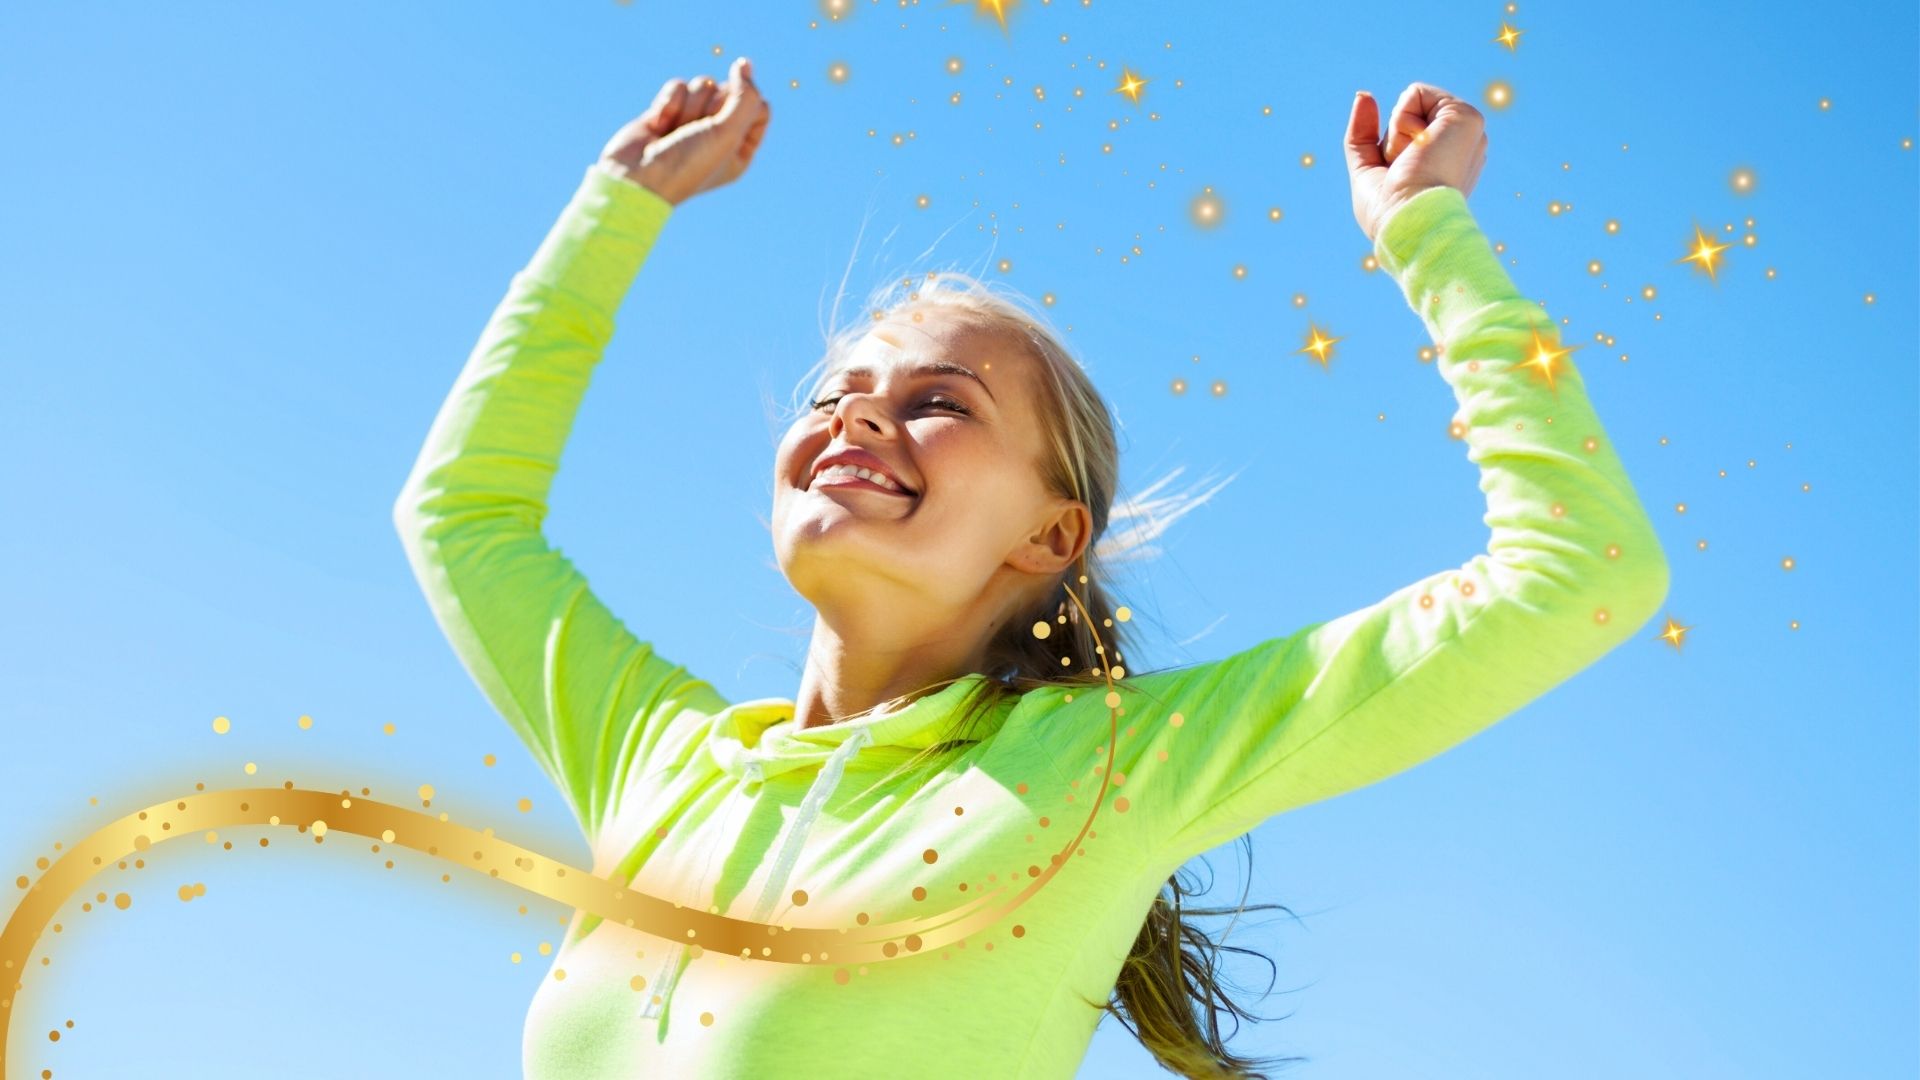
[825,359,998,404]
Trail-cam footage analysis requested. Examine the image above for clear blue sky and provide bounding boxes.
[3,2,1914,1076]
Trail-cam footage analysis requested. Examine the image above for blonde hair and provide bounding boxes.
[764,264,1305,1077]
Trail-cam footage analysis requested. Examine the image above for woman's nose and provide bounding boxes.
[829,392,891,435]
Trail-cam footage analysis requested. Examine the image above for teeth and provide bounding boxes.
[816,462,905,492]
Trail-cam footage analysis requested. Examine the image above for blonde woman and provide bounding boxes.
[393,57,1670,1079]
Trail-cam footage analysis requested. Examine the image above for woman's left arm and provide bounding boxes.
[1032,177,1671,865]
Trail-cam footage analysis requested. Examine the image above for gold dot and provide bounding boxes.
[510,952,522,964]
[381,829,396,844]
[211,716,230,735]
[834,968,852,985]
[539,941,552,956]
[1169,712,1185,727]
[1114,796,1131,813]
[243,762,257,775]
[700,1012,715,1026]
[517,798,533,813]
[1012,925,1026,938]
[912,886,927,901]
[114,892,131,910]
[311,820,327,838]
[1104,690,1121,708]
[1031,620,1051,640]
[418,784,435,802]
[553,969,566,981]
[923,848,938,864]
[792,889,809,906]
[297,714,313,730]
[1115,606,1132,621]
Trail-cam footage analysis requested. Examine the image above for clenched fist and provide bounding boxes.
[598,56,772,207]
[1345,83,1487,244]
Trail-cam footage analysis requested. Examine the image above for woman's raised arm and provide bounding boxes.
[391,62,771,847]
[1021,84,1671,865]
[391,164,723,848]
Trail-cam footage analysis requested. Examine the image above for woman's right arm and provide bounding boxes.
[392,162,729,848]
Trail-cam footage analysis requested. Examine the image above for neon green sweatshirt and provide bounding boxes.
[393,162,1670,1078]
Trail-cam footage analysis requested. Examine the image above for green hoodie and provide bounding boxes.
[393,162,1670,1078]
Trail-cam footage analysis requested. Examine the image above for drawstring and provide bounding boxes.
[639,726,873,1021]
[751,727,871,923]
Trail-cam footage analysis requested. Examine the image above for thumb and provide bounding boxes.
[713,57,757,128]
[1345,90,1386,174]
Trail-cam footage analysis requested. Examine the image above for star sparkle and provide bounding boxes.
[1494,22,1524,50]
[1657,616,1692,651]
[1113,67,1149,104]
[1297,323,1343,369]
[1677,224,1733,282]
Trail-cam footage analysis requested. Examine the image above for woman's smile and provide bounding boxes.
[812,472,916,497]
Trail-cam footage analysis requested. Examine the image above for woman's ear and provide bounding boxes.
[1013,499,1091,576]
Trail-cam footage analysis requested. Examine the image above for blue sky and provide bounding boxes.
[2,2,1914,1076]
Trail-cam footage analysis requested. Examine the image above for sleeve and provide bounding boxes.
[391,162,732,847]
[1027,183,1673,865]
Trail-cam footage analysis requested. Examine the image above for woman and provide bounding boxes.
[393,57,1670,1079]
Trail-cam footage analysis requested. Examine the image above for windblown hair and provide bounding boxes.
[766,264,1307,1077]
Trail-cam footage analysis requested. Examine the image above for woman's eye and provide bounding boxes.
[808,394,970,416]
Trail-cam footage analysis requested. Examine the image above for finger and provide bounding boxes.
[649,79,689,134]
[1344,90,1386,174]
[714,57,760,127]
[683,74,721,122]
[1382,83,1440,162]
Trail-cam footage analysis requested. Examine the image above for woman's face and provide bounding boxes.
[771,309,1088,626]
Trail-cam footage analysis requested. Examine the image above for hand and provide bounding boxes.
[1344,82,1487,245]
[597,56,772,207]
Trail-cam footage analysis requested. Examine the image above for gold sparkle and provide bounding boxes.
[1494,21,1524,50]
[1297,323,1343,369]
[1677,224,1732,282]
[1485,80,1513,109]
[969,0,1017,30]
[1520,326,1582,392]
[1113,67,1148,104]
[1658,616,1692,651]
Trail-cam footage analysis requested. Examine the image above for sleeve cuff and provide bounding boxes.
[519,162,676,316]
[1370,184,1524,345]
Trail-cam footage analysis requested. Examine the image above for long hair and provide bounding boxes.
[765,265,1307,1077]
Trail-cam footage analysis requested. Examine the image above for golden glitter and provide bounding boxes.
[1031,620,1051,640]
[1171,378,1187,394]
[418,784,435,802]
[835,968,852,984]
[554,969,566,981]
[1268,207,1283,221]
[298,714,313,730]
[1169,712,1185,727]
[133,834,150,851]
[1299,153,1314,167]
[827,61,849,84]
[1485,80,1513,109]
[243,762,257,775]
[1189,188,1224,229]
[113,892,131,910]
[923,848,939,864]
[1114,796,1131,813]
[912,886,928,901]
[381,829,396,843]
[383,723,395,736]
[211,716,230,735]
[511,952,522,963]
[517,798,533,813]
[311,820,327,838]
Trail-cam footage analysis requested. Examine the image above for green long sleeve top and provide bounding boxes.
[392,162,1670,1079]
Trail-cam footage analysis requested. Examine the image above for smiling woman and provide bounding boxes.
[391,64,1669,1080]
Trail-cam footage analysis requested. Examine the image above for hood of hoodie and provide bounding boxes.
[704,673,1007,784]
